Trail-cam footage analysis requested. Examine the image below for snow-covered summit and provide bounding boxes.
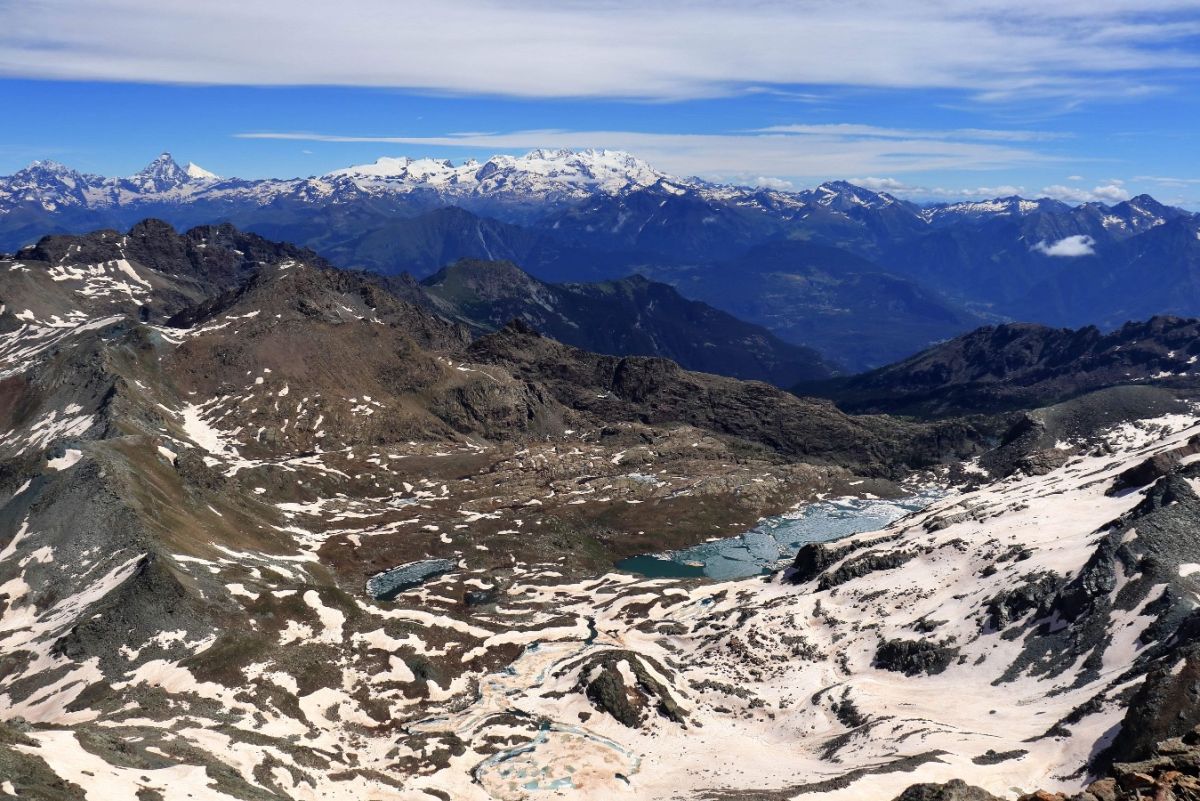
[185,161,219,181]
[807,180,901,211]
[325,148,666,201]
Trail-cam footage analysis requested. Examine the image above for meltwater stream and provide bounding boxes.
[616,490,946,581]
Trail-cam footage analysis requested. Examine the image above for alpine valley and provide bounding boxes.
[6,151,1200,801]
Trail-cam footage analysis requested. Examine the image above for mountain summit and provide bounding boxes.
[127,152,190,192]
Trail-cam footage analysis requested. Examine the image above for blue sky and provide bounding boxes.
[1,1,1199,206]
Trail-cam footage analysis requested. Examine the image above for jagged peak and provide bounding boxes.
[11,159,92,183]
[810,180,897,209]
[20,159,76,174]
[135,151,183,173]
[126,151,195,190]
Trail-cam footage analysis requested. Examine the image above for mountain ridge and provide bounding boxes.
[418,257,839,385]
[804,315,1200,417]
[2,149,1191,226]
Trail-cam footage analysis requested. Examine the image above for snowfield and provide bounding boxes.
[2,398,1198,798]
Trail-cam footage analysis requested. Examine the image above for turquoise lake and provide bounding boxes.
[615,491,944,581]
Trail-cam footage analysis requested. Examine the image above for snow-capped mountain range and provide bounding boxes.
[1,149,1190,235]
[0,149,686,214]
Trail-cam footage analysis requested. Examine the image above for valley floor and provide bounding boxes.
[4,401,1198,799]
[2,234,1198,801]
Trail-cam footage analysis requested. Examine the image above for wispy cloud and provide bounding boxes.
[839,176,1145,205]
[1135,175,1200,186]
[235,126,1058,181]
[0,1,1197,101]
[756,124,1070,142]
[849,177,1027,200]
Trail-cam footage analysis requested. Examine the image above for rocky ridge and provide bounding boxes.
[806,316,1200,417]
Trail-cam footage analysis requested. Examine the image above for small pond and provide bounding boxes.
[366,558,457,600]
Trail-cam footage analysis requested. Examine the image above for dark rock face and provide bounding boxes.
[1108,435,1200,495]
[873,638,959,676]
[819,550,917,590]
[573,650,687,728]
[584,664,644,728]
[983,573,1059,631]
[1106,650,1200,766]
[890,779,1004,801]
[785,541,844,585]
[782,533,907,586]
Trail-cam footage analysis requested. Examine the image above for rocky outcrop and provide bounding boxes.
[891,780,1004,801]
[983,572,1059,631]
[873,638,959,676]
[1108,434,1200,495]
[979,385,1185,478]
[573,650,688,728]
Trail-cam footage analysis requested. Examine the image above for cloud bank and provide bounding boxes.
[236,126,1055,182]
[0,1,1197,100]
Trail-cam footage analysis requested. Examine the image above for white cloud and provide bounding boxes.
[1040,183,1131,202]
[237,127,1055,181]
[1033,234,1097,256]
[752,176,794,191]
[0,1,1196,100]
[852,177,913,192]
[851,177,1028,200]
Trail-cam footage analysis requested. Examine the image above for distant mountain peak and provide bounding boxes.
[138,151,182,173]
[21,159,76,174]
[128,151,193,191]
[11,159,88,185]
[811,180,897,210]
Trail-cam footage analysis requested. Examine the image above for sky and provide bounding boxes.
[0,0,1199,206]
